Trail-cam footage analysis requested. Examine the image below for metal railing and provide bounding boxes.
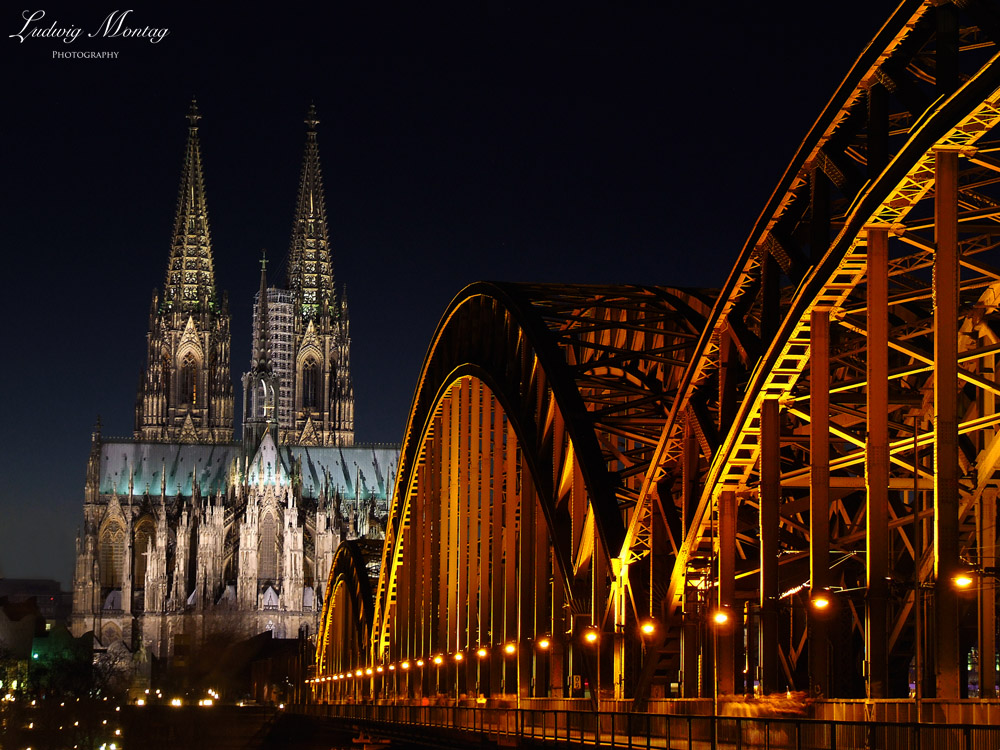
[299,702,1000,750]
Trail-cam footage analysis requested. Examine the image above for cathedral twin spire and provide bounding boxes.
[266,103,354,447]
[137,100,354,447]
[135,99,233,443]
[163,99,217,313]
[287,104,335,320]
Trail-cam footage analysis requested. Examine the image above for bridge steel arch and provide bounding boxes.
[627,0,1000,708]
[362,283,710,703]
[315,540,380,702]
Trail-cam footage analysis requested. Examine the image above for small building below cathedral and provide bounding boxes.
[70,101,398,676]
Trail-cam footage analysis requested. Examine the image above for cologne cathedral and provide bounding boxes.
[70,102,397,665]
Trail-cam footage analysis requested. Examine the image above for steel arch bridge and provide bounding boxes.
[316,0,1000,710]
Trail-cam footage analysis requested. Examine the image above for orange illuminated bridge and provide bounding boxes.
[314,0,1000,730]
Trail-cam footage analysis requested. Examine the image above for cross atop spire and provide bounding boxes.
[186,97,201,128]
[287,104,333,319]
[305,102,319,132]
[252,250,272,373]
[163,100,216,312]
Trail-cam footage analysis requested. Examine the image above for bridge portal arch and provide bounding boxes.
[315,540,380,701]
[366,283,708,701]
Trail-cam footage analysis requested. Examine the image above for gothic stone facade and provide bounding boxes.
[72,430,395,657]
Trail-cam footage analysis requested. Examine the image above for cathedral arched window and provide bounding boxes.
[259,379,273,419]
[99,521,125,589]
[133,518,155,588]
[180,353,198,406]
[302,359,319,410]
[258,512,278,582]
[161,352,171,395]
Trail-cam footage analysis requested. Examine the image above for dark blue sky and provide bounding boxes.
[1,1,896,585]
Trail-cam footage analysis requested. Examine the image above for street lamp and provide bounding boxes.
[709,605,734,750]
[433,655,444,696]
[452,653,464,699]
[581,627,601,700]
[475,647,489,700]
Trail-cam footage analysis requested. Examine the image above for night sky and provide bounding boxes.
[2,2,896,586]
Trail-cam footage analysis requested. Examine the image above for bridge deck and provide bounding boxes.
[299,702,1000,750]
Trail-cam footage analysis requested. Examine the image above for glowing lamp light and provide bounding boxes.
[583,627,600,644]
[810,589,833,610]
[537,637,551,650]
[376,666,384,673]
[477,647,488,659]
[711,608,731,626]
[433,655,444,665]
[416,659,425,667]
[953,572,975,590]
[640,620,656,636]
[365,668,373,676]
[454,652,464,662]
[504,642,517,656]
[355,670,363,677]
[389,664,395,671]
[401,661,411,670]
[170,698,182,707]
